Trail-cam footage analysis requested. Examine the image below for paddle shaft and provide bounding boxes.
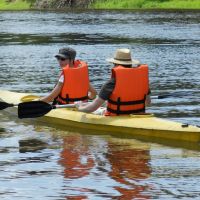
[0,100,86,111]
[53,103,87,109]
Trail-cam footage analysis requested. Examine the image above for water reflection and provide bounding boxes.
[59,134,94,179]
[0,118,200,199]
[57,133,152,199]
[107,143,151,199]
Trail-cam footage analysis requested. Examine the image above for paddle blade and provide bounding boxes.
[157,94,172,99]
[0,102,14,110]
[18,101,53,119]
[157,91,188,99]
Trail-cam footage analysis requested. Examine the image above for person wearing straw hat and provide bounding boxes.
[78,48,151,115]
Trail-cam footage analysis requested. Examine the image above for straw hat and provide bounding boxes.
[106,48,140,65]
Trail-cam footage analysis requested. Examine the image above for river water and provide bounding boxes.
[0,10,200,199]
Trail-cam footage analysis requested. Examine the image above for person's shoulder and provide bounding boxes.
[75,60,88,67]
[99,78,115,101]
[58,74,64,83]
[101,78,115,93]
[104,77,115,84]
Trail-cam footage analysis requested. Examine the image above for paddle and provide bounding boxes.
[18,101,54,119]
[151,91,188,99]
[0,102,15,110]
[18,101,82,119]
[0,94,40,110]
[0,91,188,118]
[152,94,178,99]
[0,91,186,111]
[17,91,186,119]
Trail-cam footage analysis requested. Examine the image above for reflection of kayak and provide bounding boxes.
[1,90,200,144]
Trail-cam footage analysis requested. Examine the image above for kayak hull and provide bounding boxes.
[1,90,200,144]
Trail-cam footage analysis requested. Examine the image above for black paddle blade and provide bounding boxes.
[0,101,14,110]
[157,91,188,99]
[157,94,172,99]
[18,101,53,119]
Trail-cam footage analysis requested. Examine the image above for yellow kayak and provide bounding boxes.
[0,90,200,145]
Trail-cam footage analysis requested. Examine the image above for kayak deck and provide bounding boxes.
[1,90,200,144]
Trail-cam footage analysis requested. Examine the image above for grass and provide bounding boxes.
[91,0,200,9]
[0,0,31,10]
[0,0,200,10]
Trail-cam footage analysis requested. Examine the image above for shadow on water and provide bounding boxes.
[0,127,6,133]
[18,138,48,153]
[0,126,11,139]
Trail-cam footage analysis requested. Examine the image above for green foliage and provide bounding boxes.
[0,0,31,10]
[24,0,36,7]
[0,0,200,10]
[91,0,200,9]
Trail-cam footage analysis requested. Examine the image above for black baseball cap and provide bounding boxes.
[55,47,76,60]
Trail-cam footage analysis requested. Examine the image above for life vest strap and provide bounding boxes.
[107,96,146,115]
[52,100,64,105]
[107,107,145,115]
[108,98,145,105]
[58,94,88,103]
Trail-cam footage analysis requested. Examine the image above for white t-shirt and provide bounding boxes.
[58,75,64,83]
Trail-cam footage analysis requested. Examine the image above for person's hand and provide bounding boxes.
[74,101,83,109]
[88,92,97,100]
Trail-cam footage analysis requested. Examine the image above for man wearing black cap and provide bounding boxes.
[55,47,76,61]
[41,47,97,104]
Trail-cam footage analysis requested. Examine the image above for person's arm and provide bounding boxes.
[78,79,114,113]
[145,95,151,106]
[78,96,105,113]
[40,82,63,103]
[145,89,151,106]
[88,83,97,100]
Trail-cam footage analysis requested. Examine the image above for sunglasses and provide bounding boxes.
[57,57,68,61]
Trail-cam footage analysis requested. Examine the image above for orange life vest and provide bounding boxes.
[55,60,89,104]
[106,65,149,116]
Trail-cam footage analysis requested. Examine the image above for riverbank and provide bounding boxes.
[0,0,200,10]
